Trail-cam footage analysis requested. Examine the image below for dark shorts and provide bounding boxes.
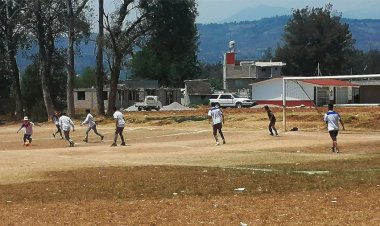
[212,123,222,135]
[329,130,339,141]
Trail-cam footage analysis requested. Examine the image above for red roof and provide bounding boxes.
[301,79,358,87]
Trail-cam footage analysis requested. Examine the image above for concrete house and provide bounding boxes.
[74,80,181,112]
[251,77,359,107]
[223,41,286,93]
[182,79,212,106]
[350,79,380,103]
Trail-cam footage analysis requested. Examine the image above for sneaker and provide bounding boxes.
[52,133,55,138]
[110,143,117,147]
[83,139,88,143]
[216,141,220,146]
[222,140,226,144]
[69,141,74,147]
[121,142,126,146]
[101,135,104,141]
[335,149,341,154]
[331,147,335,153]
[270,133,274,136]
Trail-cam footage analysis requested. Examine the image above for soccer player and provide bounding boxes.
[111,106,126,147]
[59,112,75,147]
[52,111,63,139]
[324,103,345,153]
[17,116,34,146]
[81,109,104,143]
[208,102,226,145]
[264,105,278,136]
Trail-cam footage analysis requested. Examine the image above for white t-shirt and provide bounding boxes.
[208,107,223,125]
[81,113,96,127]
[59,115,75,131]
[324,110,341,131]
[113,110,125,127]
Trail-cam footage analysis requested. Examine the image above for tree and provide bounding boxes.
[274,4,355,76]
[95,0,105,116]
[26,0,67,120]
[103,0,153,115]
[74,67,96,88]
[64,0,91,117]
[130,0,200,87]
[0,0,28,119]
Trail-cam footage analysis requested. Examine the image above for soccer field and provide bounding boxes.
[0,107,379,225]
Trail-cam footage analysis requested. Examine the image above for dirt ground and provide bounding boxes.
[0,107,379,225]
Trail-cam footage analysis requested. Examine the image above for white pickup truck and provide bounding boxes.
[135,95,162,111]
[209,93,255,108]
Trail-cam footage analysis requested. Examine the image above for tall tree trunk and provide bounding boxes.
[96,0,105,116]
[106,53,122,115]
[9,49,23,119]
[66,0,75,117]
[35,0,55,120]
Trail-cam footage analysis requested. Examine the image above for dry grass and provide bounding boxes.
[0,106,379,225]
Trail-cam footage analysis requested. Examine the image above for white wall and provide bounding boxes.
[251,78,314,101]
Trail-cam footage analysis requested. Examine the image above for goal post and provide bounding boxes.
[282,74,380,131]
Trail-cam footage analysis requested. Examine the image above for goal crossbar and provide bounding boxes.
[282,74,380,131]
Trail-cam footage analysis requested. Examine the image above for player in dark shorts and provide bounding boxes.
[208,102,225,145]
[264,105,278,136]
[324,104,345,153]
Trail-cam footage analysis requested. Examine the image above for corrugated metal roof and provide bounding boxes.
[301,79,358,87]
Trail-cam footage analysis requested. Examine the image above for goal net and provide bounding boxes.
[282,74,380,131]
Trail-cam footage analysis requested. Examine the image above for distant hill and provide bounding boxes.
[198,16,380,63]
[17,17,380,72]
[219,5,290,23]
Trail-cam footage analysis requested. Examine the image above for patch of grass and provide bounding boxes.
[0,159,378,204]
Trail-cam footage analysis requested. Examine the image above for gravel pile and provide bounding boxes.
[162,102,190,111]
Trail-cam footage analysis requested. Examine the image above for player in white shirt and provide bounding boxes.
[17,116,35,146]
[208,102,226,145]
[81,109,104,143]
[324,104,345,153]
[59,112,75,147]
[111,106,126,146]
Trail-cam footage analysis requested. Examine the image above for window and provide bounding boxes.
[210,95,219,99]
[220,95,232,99]
[103,91,108,100]
[261,68,267,72]
[77,91,85,100]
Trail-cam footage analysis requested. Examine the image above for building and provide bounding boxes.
[350,79,380,103]
[182,79,212,106]
[74,80,181,112]
[251,77,359,107]
[223,41,286,93]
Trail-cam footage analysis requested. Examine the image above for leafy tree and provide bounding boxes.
[74,67,96,88]
[0,0,28,119]
[130,0,200,87]
[274,4,355,76]
[21,53,66,121]
[199,62,223,90]
[103,0,156,115]
[64,0,91,117]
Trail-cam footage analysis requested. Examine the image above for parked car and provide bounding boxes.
[209,93,255,108]
[135,95,162,111]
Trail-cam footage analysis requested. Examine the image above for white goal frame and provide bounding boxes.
[282,74,380,131]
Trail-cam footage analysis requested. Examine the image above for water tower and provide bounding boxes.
[229,40,236,53]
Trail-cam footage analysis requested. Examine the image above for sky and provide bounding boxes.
[196,0,380,23]
[100,0,380,24]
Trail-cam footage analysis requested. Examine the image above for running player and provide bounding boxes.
[59,112,75,147]
[17,116,34,146]
[208,102,226,145]
[264,105,278,136]
[81,109,104,143]
[324,104,345,153]
[52,111,63,139]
